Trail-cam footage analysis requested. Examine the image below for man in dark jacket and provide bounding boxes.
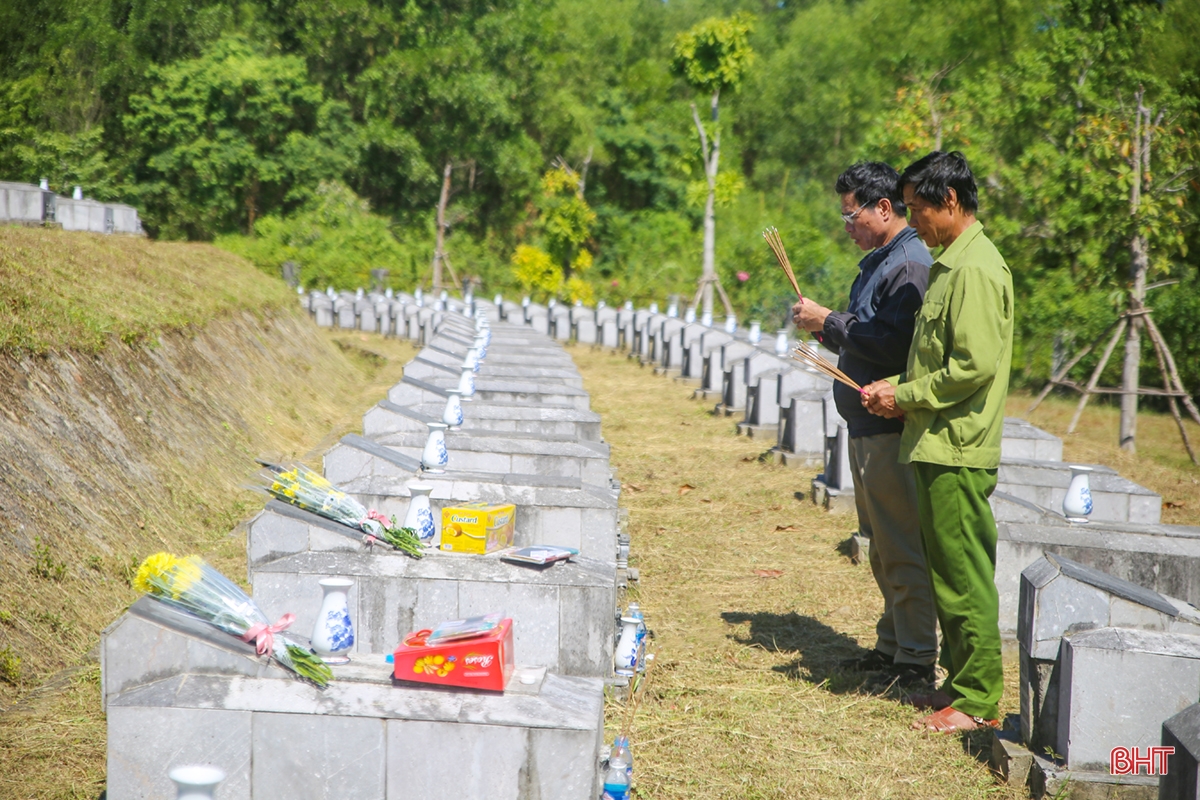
[791,161,936,687]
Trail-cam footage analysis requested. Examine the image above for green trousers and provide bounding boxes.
[912,461,1003,720]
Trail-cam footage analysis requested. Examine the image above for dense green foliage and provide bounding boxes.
[1,0,1198,393]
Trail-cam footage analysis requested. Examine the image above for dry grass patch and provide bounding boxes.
[572,345,1024,800]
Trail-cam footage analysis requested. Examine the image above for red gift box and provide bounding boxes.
[392,617,514,692]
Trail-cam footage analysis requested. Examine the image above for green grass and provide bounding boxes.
[0,226,294,353]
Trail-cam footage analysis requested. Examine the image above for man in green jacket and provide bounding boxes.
[861,151,1013,733]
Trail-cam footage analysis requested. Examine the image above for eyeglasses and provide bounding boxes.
[840,203,874,224]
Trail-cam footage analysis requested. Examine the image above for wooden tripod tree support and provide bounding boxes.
[689,273,734,319]
[1029,85,1200,465]
[1027,303,1200,465]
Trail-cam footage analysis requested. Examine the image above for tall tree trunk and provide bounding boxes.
[1120,235,1147,451]
[701,90,720,319]
[431,160,452,292]
[1119,88,1150,453]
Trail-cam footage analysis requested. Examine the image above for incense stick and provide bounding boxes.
[620,651,657,741]
[790,342,864,393]
[762,227,803,300]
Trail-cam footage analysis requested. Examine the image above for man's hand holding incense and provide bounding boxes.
[861,380,904,418]
[791,298,832,333]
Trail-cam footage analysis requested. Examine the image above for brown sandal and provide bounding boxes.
[912,706,1000,733]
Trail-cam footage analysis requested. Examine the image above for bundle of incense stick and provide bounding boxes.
[620,651,657,741]
[762,227,803,300]
[790,342,864,393]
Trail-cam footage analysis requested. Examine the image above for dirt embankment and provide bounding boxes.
[0,307,407,715]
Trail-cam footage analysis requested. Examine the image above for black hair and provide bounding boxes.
[898,151,978,213]
[834,161,906,216]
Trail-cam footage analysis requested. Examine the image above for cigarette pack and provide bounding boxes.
[392,617,514,692]
[439,502,516,554]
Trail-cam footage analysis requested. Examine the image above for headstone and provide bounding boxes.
[774,389,828,467]
[281,261,299,288]
[1059,627,1200,771]
[1161,703,1200,800]
[812,392,853,512]
[1017,553,1200,755]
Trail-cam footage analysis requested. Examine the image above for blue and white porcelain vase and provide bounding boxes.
[422,422,449,472]
[774,330,789,357]
[1063,465,1094,522]
[170,765,225,800]
[442,390,464,428]
[614,616,642,676]
[311,578,354,664]
[457,367,475,398]
[748,321,762,344]
[403,482,437,542]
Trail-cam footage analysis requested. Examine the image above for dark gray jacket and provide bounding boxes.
[820,226,931,438]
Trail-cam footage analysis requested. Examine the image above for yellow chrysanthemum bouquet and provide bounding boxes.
[133,551,332,687]
[256,461,423,558]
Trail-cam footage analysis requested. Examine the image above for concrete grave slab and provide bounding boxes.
[363,398,603,441]
[369,429,611,485]
[998,458,1161,524]
[321,437,618,560]
[251,547,615,675]
[106,664,604,800]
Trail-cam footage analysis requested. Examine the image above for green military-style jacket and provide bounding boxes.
[888,221,1013,469]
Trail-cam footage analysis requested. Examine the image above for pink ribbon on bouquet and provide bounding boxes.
[365,509,390,526]
[242,613,295,656]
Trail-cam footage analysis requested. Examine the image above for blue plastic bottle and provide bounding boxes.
[602,761,630,800]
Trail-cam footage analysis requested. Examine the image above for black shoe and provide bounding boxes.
[838,649,893,673]
[870,662,936,690]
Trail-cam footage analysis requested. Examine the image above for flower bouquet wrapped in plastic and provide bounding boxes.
[256,462,424,558]
[133,552,332,688]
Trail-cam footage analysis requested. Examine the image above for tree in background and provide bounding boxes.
[125,36,356,239]
[671,12,754,322]
[511,164,597,303]
[215,181,414,291]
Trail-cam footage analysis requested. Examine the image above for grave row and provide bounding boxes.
[505,299,1200,798]
[101,293,628,798]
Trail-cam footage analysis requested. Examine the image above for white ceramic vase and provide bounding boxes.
[403,483,437,542]
[1063,465,1094,522]
[311,578,354,664]
[748,321,762,343]
[724,315,737,334]
[614,616,642,676]
[624,300,633,311]
[170,765,225,800]
[774,330,789,357]
[685,307,696,323]
[464,348,479,372]
[422,423,449,472]
[457,368,475,398]
[701,311,713,328]
[442,390,464,428]
[667,303,678,318]
[649,302,658,314]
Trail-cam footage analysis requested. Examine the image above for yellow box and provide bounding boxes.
[439,503,516,554]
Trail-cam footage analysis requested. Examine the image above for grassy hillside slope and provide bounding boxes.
[0,227,292,353]
[0,229,415,798]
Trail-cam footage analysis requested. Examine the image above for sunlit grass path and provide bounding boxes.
[572,346,1024,800]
